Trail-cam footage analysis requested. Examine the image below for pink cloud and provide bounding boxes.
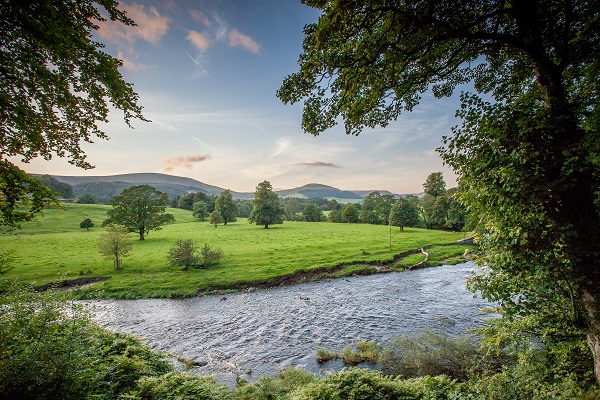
[163,154,212,170]
[229,28,260,54]
[117,51,147,71]
[190,9,211,27]
[294,161,342,168]
[98,2,170,45]
[186,30,211,51]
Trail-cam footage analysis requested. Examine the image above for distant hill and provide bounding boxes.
[50,173,404,202]
[276,183,363,199]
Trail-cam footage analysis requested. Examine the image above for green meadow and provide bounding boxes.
[0,203,472,299]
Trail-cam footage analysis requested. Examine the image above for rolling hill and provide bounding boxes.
[49,173,401,202]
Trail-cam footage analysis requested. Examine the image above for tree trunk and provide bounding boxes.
[139,227,145,240]
[264,224,269,229]
[582,286,600,381]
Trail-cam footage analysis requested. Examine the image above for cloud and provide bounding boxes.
[186,30,211,51]
[271,138,292,158]
[229,28,260,54]
[190,9,211,27]
[163,154,212,170]
[98,2,171,45]
[117,51,147,71]
[294,161,342,169]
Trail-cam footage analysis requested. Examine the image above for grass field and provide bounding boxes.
[0,204,473,298]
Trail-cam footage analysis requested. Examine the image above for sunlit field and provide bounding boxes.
[1,203,471,298]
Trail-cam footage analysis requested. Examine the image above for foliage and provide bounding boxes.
[327,208,343,223]
[389,197,420,231]
[0,161,57,227]
[423,172,447,197]
[341,203,360,223]
[279,0,600,380]
[135,372,233,400]
[0,286,171,400]
[302,203,325,222]
[0,0,145,224]
[209,210,223,227]
[80,217,94,231]
[192,201,209,221]
[103,185,175,240]
[248,180,284,228]
[199,243,224,267]
[77,193,99,204]
[168,239,199,271]
[98,225,132,270]
[36,175,74,198]
[316,347,338,362]
[215,189,238,225]
[235,367,316,400]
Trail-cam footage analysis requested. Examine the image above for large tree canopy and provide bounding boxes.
[103,185,174,240]
[0,0,146,225]
[279,0,600,381]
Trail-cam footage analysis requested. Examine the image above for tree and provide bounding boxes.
[79,218,94,231]
[389,198,420,231]
[103,185,174,240]
[209,210,223,227]
[0,161,57,227]
[248,181,284,228]
[278,0,600,380]
[328,208,343,223]
[192,201,209,221]
[341,203,360,223]
[215,189,238,225]
[37,175,74,199]
[98,225,132,270]
[168,239,199,271]
[302,203,325,222]
[0,1,146,225]
[423,173,447,197]
[284,198,302,221]
[77,193,98,204]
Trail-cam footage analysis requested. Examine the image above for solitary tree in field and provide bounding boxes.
[103,185,174,240]
[278,0,600,380]
[209,210,223,227]
[79,218,94,231]
[389,198,420,231]
[248,181,284,229]
[215,189,238,225]
[0,1,146,226]
[98,225,132,270]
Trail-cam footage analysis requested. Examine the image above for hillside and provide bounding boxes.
[50,173,403,201]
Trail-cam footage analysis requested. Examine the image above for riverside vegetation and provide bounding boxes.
[0,203,471,299]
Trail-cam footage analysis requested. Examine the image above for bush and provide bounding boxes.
[0,285,172,400]
[316,347,338,362]
[135,372,234,400]
[236,367,315,400]
[168,239,199,270]
[199,243,224,267]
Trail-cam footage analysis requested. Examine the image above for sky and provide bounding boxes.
[17,0,465,194]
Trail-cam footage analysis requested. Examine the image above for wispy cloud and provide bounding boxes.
[186,30,211,51]
[229,28,260,54]
[163,154,212,171]
[117,51,148,71]
[189,9,211,27]
[98,2,171,45]
[294,161,342,168]
[271,138,292,158]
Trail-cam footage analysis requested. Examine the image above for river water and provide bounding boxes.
[89,262,492,385]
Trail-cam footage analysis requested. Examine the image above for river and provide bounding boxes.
[89,262,492,385]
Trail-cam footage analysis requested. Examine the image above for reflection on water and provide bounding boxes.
[89,262,491,385]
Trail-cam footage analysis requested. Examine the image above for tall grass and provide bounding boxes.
[0,203,471,298]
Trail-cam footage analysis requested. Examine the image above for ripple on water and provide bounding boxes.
[87,262,492,386]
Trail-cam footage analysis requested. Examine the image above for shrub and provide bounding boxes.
[199,243,224,267]
[341,346,365,365]
[236,367,315,400]
[168,239,199,270]
[136,372,234,400]
[0,285,172,400]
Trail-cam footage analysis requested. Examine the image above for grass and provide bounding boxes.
[0,203,474,298]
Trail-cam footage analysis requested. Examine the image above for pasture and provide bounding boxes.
[0,203,472,298]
